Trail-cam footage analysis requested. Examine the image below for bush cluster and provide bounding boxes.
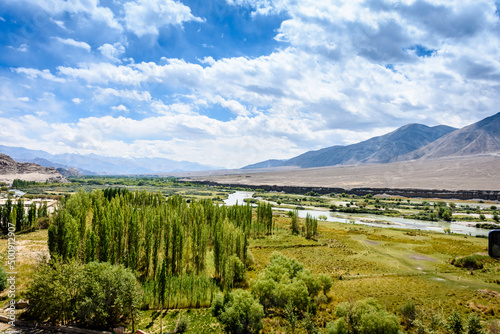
[211,290,264,334]
[326,298,400,334]
[26,261,142,330]
[450,255,488,270]
[251,253,329,314]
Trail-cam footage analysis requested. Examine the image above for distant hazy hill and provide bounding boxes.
[244,123,456,169]
[398,111,500,161]
[0,145,219,175]
[243,159,287,170]
[0,153,67,184]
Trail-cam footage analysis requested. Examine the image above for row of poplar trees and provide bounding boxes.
[0,198,48,234]
[48,188,254,309]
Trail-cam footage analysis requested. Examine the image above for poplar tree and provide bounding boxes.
[16,199,24,232]
[10,207,17,233]
[85,230,96,263]
[305,214,318,240]
[158,259,168,334]
[28,202,37,231]
[38,201,48,218]
[290,209,299,235]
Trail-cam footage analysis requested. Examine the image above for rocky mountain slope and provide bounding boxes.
[0,153,67,184]
[397,111,500,161]
[245,123,456,169]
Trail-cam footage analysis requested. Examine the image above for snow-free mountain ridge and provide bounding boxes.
[244,123,457,169]
[397,111,500,161]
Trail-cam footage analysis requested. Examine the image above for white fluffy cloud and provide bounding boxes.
[124,0,204,37]
[54,37,91,51]
[58,63,145,85]
[93,87,152,103]
[111,104,129,112]
[6,0,122,31]
[210,96,250,117]
[98,43,125,62]
[12,68,65,82]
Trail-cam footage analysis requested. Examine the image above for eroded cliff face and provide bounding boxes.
[0,153,67,184]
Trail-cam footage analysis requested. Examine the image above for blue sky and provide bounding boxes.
[1,0,500,169]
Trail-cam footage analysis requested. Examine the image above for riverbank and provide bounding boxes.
[225,191,497,237]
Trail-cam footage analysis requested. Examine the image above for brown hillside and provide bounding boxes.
[0,153,67,185]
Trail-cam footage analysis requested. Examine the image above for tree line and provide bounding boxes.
[47,188,256,311]
[0,198,49,233]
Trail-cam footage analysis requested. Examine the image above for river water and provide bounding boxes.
[224,191,490,236]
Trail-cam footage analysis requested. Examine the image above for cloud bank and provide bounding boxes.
[1,0,500,168]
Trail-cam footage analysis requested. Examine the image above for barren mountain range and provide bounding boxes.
[397,111,500,161]
[0,153,67,185]
[244,123,456,169]
[245,112,500,169]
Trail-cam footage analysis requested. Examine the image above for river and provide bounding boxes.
[224,191,490,236]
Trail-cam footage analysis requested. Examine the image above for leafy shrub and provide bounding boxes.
[326,317,349,334]
[330,298,400,334]
[447,311,464,334]
[399,301,416,329]
[314,294,328,305]
[451,255,487,270]
[26,261,142,329]
[211,293,226,318]
[439,207,453,221]
[466,314,484,334]
[251,253,323,314]
[318,273,333,296]
[214,289,264,334]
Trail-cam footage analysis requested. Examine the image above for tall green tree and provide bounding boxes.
[2,198,12,234]
[15,199,24,232]
[158,259,168,334]
[290,210,300,235]
[28,202,37,231]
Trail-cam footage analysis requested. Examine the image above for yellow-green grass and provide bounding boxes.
[0,229,48,306]
[250,215,500,332]
[136,308,223,334]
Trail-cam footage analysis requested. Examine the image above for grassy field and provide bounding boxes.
[247,213,500,333]
[1,184,500,333]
